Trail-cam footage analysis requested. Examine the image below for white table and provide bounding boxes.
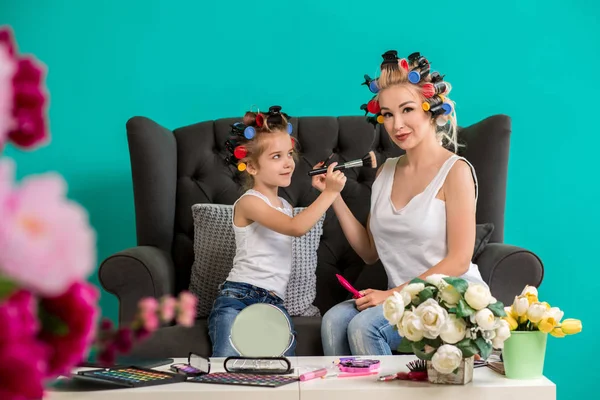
[46,355,556,400]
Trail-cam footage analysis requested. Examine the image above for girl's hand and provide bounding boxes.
[311,161,327,192]
[324,162,346,194]
[355,289,391,311]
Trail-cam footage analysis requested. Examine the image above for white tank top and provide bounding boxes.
[226,189,293,299]
[369,155,488,289]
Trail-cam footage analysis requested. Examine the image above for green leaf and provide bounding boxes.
[487,301,506,317]
[0,276,16,300]
[456,338,479,358]
[442,277,469,294]
[456,299,475,319]
[412,343,435,361]
[423,337,443,348]
[475,337,492,360]
[448,307,458,314]
[409,277,428,285]
[397,337,414,353]
[418,287,437,303]
[38,305,70,337]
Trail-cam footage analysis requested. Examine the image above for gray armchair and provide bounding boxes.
[99,114,543,358]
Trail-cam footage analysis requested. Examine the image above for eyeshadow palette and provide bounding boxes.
[190,372,298,388]
[73,366,186,388]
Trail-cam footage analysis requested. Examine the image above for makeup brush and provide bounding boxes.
[308,151,377,176]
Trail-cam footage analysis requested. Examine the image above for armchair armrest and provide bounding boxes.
[475,243,544,306]
[99,246,175,326]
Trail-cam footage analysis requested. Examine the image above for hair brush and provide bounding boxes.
[308,151,377,176]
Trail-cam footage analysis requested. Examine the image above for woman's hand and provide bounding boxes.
[355,289,392,311]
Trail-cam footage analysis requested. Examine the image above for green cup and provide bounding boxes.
[502,331,548,379]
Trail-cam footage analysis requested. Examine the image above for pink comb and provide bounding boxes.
[336,274,363,299]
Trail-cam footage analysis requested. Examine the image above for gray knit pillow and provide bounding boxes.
[188,203,323,318]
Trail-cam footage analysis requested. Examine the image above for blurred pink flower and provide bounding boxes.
[0,339,48,400]
[38,281,99,377]
[0,290,38,343]
[176,291,197,327]
[0,33,15,148]
[0,159,96,296]
[0,26,49,150]
[0,290,48,400]
[159,296,176,322]
[138,297,159,332]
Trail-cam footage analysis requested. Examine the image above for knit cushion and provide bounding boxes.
[188,203,323,318]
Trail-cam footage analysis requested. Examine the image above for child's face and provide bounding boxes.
[378,85,434,150]
[251,131,295,188]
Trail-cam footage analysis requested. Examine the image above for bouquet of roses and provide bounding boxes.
[383,274,510,374]
[504,285,582,336]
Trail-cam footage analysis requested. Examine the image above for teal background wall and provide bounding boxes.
[1,0,598,398]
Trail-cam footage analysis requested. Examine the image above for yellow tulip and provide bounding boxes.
[503,315,519,330]
[525,293,539,305]
[561,319,582,335]
[538,316,559,333]
[512,296,529,316]
[527,302,547,323]
[550,327,566,338]
[504,306,517,319]
[519,314,529,324]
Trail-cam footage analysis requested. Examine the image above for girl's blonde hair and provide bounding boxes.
[375,52,459,152]
[226,107,297,191]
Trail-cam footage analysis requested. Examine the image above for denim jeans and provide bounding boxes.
[207,281,296,357]
[321,300,401,356]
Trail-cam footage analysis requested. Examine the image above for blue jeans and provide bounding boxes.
[321,300,402,356]
[207,281,296,357]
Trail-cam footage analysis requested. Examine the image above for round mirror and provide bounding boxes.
[229,303,293,357]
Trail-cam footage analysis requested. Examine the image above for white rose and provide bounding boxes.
[431,344,463,374]
[526,302,548,323]
[383,292,406,325]
[545,307,564,323]
[399,311,425,342]
[512,295,529,316]
[439,314,467,344]
[440,285,461,306]
[474,308,497,330]
[399,290,412,306]
[491,319,511,349]
[415,299,448,339]
[425,274,449,288]
[403,283,425,301]
[521,285,538,297]
[464,283,492,310]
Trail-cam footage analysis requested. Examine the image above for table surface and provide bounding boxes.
[46,355,556,400]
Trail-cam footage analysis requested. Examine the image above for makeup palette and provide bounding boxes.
[74,366,186,388]
[190,372,298,388]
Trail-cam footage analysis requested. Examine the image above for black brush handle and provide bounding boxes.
[308,164,347,176]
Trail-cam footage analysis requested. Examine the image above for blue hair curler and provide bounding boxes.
[287,122,293,134]
[442,103,452,115]
[244,126,256,139]
[369,79,379,93]
[408,70,421,84]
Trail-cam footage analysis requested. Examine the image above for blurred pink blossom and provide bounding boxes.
[159,296,176,322]
[39,281,99,377]
[0,158,96,296]
[0,26,49,150]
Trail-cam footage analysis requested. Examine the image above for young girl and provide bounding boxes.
[208,105,346,357]
[315,51,488,355]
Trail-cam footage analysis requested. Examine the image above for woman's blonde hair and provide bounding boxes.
[225,106,297,191]
[375,51,459,152]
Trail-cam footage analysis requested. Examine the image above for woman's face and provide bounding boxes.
[378,84,434,150]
